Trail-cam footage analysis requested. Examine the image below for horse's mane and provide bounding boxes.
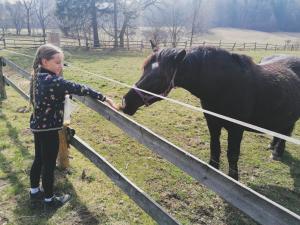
[142,46,255,70]
[142,53,155,69]
[188,46,255,68]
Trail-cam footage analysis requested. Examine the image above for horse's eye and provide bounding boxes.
[151,62,159,69]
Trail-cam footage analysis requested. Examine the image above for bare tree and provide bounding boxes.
[6,1,25,35]
[113,0,118,48]
[91,0,100,47]
[143,5,168,45]
[189,0,202,46]
[22,0,34,36]
[164,3,186,47]
[118,0,159,48]
[0,3,9,35]
[34,0,53,37]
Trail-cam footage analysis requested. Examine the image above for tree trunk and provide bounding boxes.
[77,30,81,47]
[113,0,118,48]
[42,25,46,43]
[190,0,201,47]
[126,26,129,50]
[26,9,31,36]
[190,10,196,47]
[91,0,100,48]
[42,27,46,38]
[119,15,129,48]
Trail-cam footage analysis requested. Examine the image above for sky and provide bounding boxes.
[1,0,18,3]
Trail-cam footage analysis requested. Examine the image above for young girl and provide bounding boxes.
[29,44,118,209]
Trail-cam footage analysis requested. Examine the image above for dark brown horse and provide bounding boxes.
[121,44,300,180]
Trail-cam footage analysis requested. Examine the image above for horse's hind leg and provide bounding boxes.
[271,139,285,160]
[207,119,222,169]
[272,124,295,160]
[227,128,244,180]
[268,137,280,150]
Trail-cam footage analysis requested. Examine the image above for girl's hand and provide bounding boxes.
[105,97,119,110]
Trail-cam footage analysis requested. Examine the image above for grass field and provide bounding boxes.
[0,47,300,225]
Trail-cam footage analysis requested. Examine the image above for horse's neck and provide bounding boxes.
[174,60,206,99]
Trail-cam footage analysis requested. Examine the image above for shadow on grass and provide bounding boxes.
[249,151,300,214]
[0,111,108,225]
[223,150,300,225]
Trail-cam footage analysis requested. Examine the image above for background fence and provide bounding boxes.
[1,36,300,51]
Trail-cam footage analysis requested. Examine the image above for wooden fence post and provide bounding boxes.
[2,38,4,48]
[232,42,236,51]
[0,57,7,100]
[57,126,70,169]
[140,40,144,51]
[265,43,268,51]
[254,42,257,51]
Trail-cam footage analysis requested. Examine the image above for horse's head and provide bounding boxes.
[121,41,186,115]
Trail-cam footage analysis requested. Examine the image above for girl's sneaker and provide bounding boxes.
[30,190,44,202]
[44,194,71,210]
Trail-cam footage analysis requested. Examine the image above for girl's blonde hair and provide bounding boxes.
[30,44,63,111]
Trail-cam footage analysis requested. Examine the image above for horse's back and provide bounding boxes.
[259,55,288,65]
[259,55,300,77]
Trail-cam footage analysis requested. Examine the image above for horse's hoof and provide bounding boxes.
[209,160,219,169]
[270,154,282,161]
[228,172,239,181]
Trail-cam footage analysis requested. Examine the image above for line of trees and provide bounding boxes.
[55,0,160,48]
[0,0,56,37]
[0,0,300,48]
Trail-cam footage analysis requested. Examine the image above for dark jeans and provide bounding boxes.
[30,130,59,198]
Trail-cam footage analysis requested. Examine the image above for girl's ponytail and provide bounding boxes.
[30,53,40,111]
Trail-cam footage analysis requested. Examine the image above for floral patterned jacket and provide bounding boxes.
[30,68,106,132]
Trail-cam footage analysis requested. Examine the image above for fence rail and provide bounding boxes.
[1,36,300,51]
[1,57,300,225]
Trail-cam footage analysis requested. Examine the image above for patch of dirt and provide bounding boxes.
[189,205,215,225]
[0,215,9,225]
[20,128,32,136]
[0,179,9,191]
[159,191,184,209]
[16,106,30,113]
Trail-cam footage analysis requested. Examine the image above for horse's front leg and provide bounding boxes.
[207,119,222,169]
[271,124,294,160]
[227,128,244,180]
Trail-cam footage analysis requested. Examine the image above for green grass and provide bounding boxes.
[0,47,300,225]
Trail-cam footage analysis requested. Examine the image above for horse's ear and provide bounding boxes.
[150,40,159,52]
[175,49,186,63]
